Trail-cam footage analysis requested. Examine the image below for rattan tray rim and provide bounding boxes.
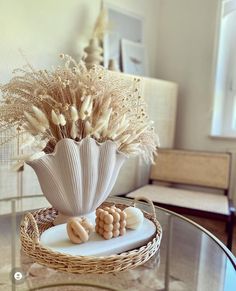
[20,196,162,273]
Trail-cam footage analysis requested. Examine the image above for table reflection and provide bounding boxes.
[0,196,235,291]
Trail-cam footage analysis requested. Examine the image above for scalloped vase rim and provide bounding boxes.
[26,136,127,223]
[31,137,128,161]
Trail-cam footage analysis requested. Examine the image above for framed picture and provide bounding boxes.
[103,2,143,71]
[121,39,146,76]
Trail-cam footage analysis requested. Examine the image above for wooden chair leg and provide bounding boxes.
[227,212,234,250]
[225,221,229,233]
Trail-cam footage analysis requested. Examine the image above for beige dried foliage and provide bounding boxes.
[0,54,159,163]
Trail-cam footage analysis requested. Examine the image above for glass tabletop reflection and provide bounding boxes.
[0,195,235,291]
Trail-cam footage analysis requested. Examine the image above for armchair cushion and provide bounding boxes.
[127,185,229,215]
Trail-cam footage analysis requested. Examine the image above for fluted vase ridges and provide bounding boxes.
[27,138,126,218]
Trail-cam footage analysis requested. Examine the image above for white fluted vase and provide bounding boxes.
[27,138,127,224]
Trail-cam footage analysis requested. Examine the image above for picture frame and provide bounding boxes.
[103,2,144,71]
[121,39,147,76]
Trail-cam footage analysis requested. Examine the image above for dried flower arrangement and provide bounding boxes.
[0,54,159,169]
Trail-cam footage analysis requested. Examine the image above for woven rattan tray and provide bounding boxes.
[20,197,162,274]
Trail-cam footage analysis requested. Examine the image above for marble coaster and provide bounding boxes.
[40,213,156,257]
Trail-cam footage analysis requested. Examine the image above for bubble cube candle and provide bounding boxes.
[95,206,127,240]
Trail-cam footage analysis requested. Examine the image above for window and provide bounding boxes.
[212,0,236,137]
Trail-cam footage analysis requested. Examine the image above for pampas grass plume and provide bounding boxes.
[32,106,49,129]
[70,105,79,122]
[24,111,46,133]
[59,113,66,126]
[51,110,60,125]
[70,122,77,139]
[80,95,91,120]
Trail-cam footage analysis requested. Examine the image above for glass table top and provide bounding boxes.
[0,195,235,291]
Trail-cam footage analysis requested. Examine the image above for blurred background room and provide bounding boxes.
[0,0,236,263]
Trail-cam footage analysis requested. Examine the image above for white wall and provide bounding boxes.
[156,0,236,203]
[0,0,160,82]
